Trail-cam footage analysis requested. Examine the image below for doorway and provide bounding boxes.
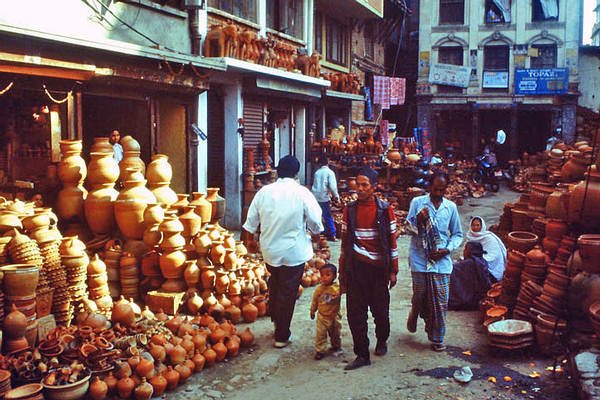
[518,110,552,155]
[207,88,225,195]
[479,110,510,166]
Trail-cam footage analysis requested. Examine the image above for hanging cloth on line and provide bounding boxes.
[373,76,406,109]
[491,0,511,23]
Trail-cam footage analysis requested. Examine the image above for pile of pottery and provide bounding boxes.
[302,254,326,287]
[487,319,535,351]
[56,140,88,234]
[59,236,89,319]
[0,369,10,398]
[3,304,30,354]
[520,246,547,286]
[119,252,140,301]
[119,135,145,180]
[103,240,122,298]
[147,154,178,207]
[86,254,112,316]
[115,169,157,241]
[84,141,120,244]
[513,280,542,321]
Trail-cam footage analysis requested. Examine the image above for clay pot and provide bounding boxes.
[4,304,27,339]
[135,358,154,378]
[180,206,202,238]
[143,203,164,226]
[224,249,238,270]
[159,249,186,278]
[242,300,259,323]
[134,377,154,400]
[104,372,118,395]
[117,377,135,399]
[168,344,186,365]
[88,152,120,186]
[174,363,191,383]
[569,171,600,228]
[115,175,157,240]
[91,137,113,153]
[211,241,226,265]
[146,154,172,183]
[56,184,87,222]
[164,366,180,391]
[112,296,136,327]
[190,192,212,224]
[240,327,254,347]
[253,295,267,317]
[120,151,145,180]
[193,230,212,255]
[88,376,109,400]
[213,339,227,361]
[225,336,240,357]
[149,374,167,397]
[545,219,569,241]
[526,246,546,265]
[200,346,215,367]
[507,231,538,253]
[224,304,242,323]
[172,194,189,213]
[215,270,229,294]
[149,182,178,207]
[192,351,206,372]
[149,343,166,363]
[206,188,226,223]
[0,264,39,298]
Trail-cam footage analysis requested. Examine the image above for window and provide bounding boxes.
[438,46,463,66]
[485,0,511,24]
[267,0,304,39]
[326,18,348,65]
[364,22,375,60]
[530,44,557,68]
[484,45,509,70]
[438,46,463,92]
[532,0,558,22]
[209,0,257,22]
[439,0,464,25]
[314,11,323,55]
[483,45,509,89]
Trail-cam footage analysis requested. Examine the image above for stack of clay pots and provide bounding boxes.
[84,146,120,241]
[520,246,547,286]
[56,140,87,229]
[189,192,212,225]
[115,169,156,241]
[498,249,525,309]
[158,211,187,293]
[119,135,145,180]
[0,236,10,264]
[120,252,140,301]
[87,254,112,316]
[180,206,202,258]
[147,154,178,207]
[206,188,226,224]
[0,263,39,347]
[59,236,89,318]
[141,249,162,292]
[143,203,164,249]
[103,239,123,298]
[513,280,542,321]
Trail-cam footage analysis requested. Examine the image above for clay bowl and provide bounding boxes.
[507,231,539,253]
[588,301,600,321]
[42,370,91,400]
[4,383,43,400]
[578,234,600,259]
[486,288,501,301]
[486,305,508,319]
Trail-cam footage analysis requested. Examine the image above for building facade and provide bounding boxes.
[416,0,583,161]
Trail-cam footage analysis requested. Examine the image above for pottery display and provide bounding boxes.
[206,188,225,224]
[190,192,212,224]
[568,171,600,228]
[114,170,157,240]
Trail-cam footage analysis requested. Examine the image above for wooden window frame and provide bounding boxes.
[437,46,463,93]
[267,0,304,40]
[530,44,557,69]
[313,12,349,69]
[439,0,465,25]
[208,0,258,23]
[532,0,559,22]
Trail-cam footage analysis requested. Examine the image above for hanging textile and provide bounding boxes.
[380,119,389,147]
[364,86,373,121]
[390,78,406,106]
[539,0,558,19]
[373,76,390,109]
[491,0,511,23]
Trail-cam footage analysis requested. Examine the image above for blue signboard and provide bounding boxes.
[515,68,568,95]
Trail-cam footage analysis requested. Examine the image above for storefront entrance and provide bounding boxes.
[518,110,553,155]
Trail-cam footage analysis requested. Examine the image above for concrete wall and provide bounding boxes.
[0,0,191,52]
[579,52,600,111]
[418,0,582,95]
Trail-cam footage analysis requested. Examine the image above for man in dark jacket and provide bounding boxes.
[339,167,398,370]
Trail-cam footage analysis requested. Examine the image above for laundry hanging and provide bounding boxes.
[379,119,389,147]
[373,76,406,110]
[538,0,558,19]
[491,0,511,22]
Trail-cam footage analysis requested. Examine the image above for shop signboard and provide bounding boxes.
[482,71,509,88]
[514,68,568,95]
[428,63,471,88]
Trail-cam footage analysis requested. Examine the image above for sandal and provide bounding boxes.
[431,343,447,352]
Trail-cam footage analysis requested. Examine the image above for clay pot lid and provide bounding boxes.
[486,306,508,318]
[487,319,533,337]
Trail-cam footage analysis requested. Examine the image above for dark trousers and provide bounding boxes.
[346,260,390,360]
[266,264,304,342]
[319,201,336,238]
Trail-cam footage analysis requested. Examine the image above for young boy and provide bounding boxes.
[310,263,342,360]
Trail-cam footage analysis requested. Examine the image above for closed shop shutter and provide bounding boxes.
[243,98,264,170]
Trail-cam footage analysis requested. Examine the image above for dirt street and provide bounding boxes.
[170,186,576,400]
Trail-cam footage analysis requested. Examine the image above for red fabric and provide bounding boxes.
[373,76,390,109]
[380,119,389,147]
[390,78,406,105]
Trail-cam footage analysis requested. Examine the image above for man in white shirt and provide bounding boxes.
[311,155,340,241]
[243,155,324,348]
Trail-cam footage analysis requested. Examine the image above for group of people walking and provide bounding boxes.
[243,154,507,370]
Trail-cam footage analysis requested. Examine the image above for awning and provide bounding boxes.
[325,89,365,101]
[0,23,226,72]
[224,57,330,88]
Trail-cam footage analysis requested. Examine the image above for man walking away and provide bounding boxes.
[312,155,340,241]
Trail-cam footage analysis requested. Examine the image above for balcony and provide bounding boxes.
[315,0,383,19]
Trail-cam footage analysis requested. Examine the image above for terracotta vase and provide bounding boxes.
[134,377,154,400]
[200,264,216,289]
[174,363,192,383]
[85,183,119,235]
[115,172,157,240]
[206,188,226,224]
[226,336,240,357]
[88,152,120,187]
[149,374,167,397]
[253,295,267,317]
[91,137,113,153]
[213,339,227,361]
[117,377,136,399]
[56,184,87,222]
[240,327,254,347]
[223,248,238,270]
[242,300,258,323]
[211,240,226,265]
[193,230,212,255]
[149,182,178,207]
[568,171,600,228]
[4,304,27,339]
[190,192,212,224]
[192,351,206,372]
[224,304,242,323]
[89,376,108,400]
[187,291,204,314]
[172,194,190,214]
[203,347,217,367]
[120,150,145,180]
[146,154,173,183]
[143,203,164,227]
[164,366,180,391]
[159,248,186,279]
[180,206,202,239]
[215,270,230,294]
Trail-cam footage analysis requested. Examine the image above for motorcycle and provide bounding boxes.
[502,160,518,189]
[472,155,501,192]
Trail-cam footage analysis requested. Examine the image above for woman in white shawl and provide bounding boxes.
[466,217,506,282]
